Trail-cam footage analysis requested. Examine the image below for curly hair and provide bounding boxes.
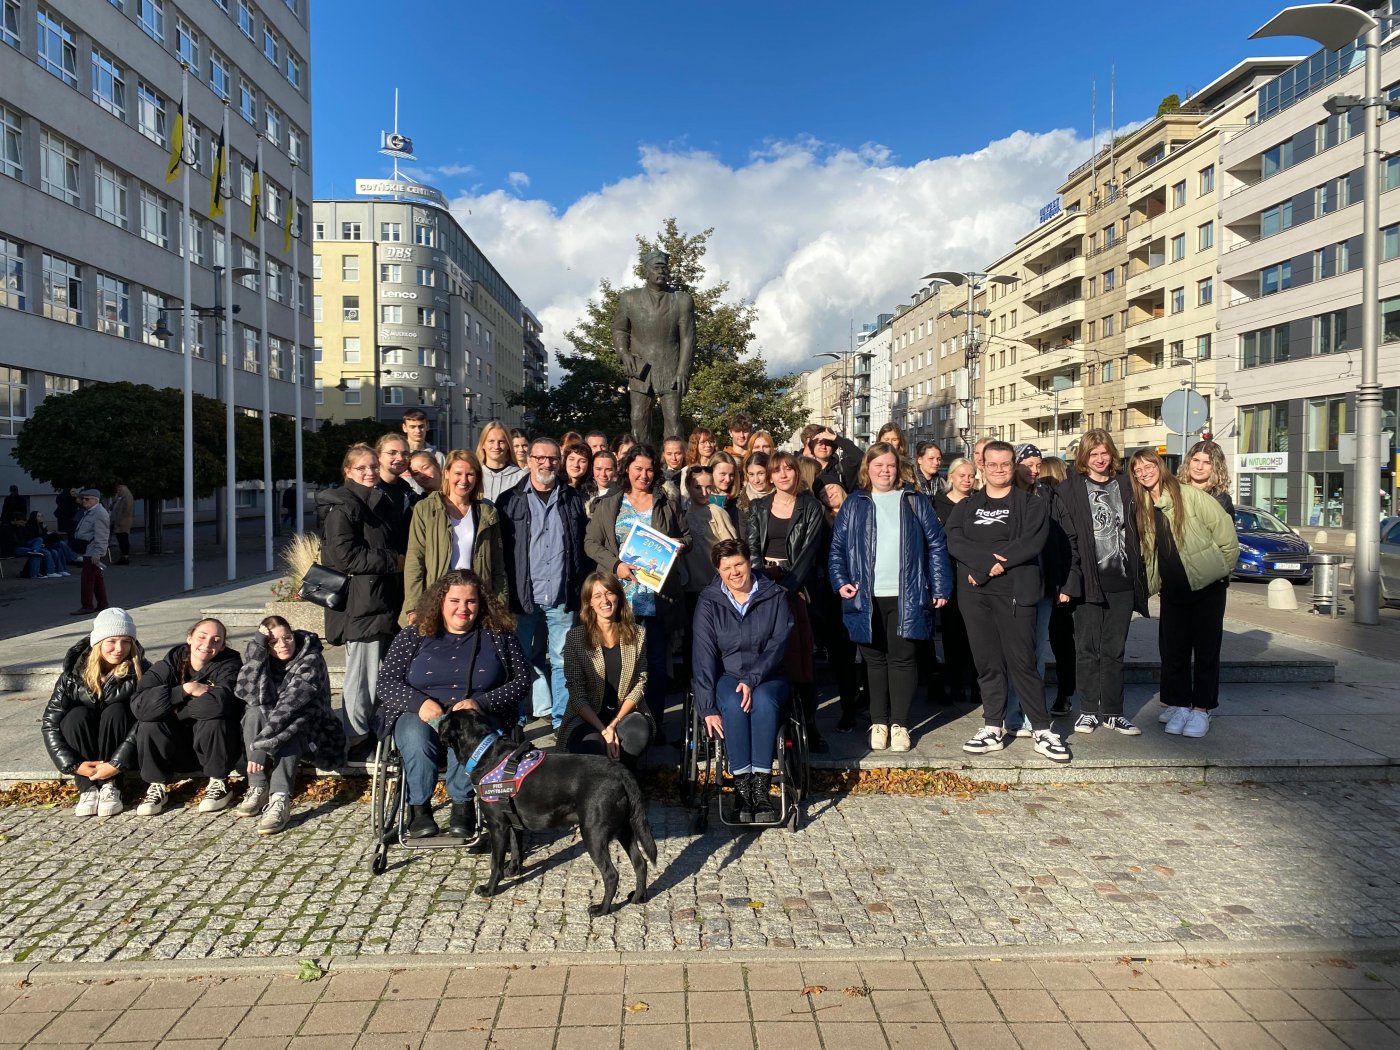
[414,569,515,636]
[1178,440,1231,496]
[685,427,717,466]
[579,571,639,648]
[618,444,661,494]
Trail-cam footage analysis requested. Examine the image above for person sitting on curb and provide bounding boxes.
[41,608,149,818]
[130,618,243,816]
[233,615,346,835]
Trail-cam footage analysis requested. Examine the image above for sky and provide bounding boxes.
[309,1,1311,376]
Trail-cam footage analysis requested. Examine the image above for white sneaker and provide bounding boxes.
[97,780,123,817]
[137,782,168,816]
[1159,706,1178,724]
[962,726,1006,754]
[1033,729,1071,763]
[889,725,911,753]
[869,724,890,750]
[1182,709,1212,738]
[256,793,291,835]
[198,777,231,813]
[234,786,267,819]
[1164,707,1191,736]
[74,788,99,818]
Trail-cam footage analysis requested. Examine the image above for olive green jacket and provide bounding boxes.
[400,494,506,625]
[1143,483,1239,596]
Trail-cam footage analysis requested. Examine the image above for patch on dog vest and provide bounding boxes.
[478,748,546,802]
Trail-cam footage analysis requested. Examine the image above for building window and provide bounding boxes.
[139,186,168,247]
[1196,334,1212,361]
[380,222,401,241]
[264,102,281,146]
[340,254,359,281]
[209,50,229,99]
[339,336,361,363]
[382,386,405,406]
[266,258,284,303]
[312,253,322,279]
[1240,323,1290,368]
[312,222,324,241]
[417,307,436,327]
[236,324,257,372]
[287,124,303,163]
[2,0,19,49]
[380,263,401,283]
[381,304,403,323]
[0,236,23,310]
[285,49,301,88]
[341,222,361,240]
[1197,277,1213,306]
[1316,308,1349,355]
[1102,269,1115,291]
[1171,233,1186,262]
[1,105,22,180]
[94,274,130,337]
[1169,287,1185,314]
[416,265,436,286]
[138,0,163,41]
[36,8,78,86]
[1102,314,1115,337]
[314,377,322,404]
[238,79,256,125]
[1385,223,1400,262]
[237,0,254,37]
[91,50,126,118]
[94,161,127,226]
[1199,165,1215,195]
[41,252,81,324]
[136,82,167,145]
[1198,222,1214,251]
[141,290,165,346]
[312,295,322,321]
[1260,260,1292,296]
[1172,180,1186,208]
[0,366,26,437]
[39,130,80,206]
[342,377,361,405]
[176,17,198,69]
[263,26,280,65]
[413,223,435,247]
[342,295,359,322]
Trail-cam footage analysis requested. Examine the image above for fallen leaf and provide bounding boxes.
[801,985,826,996]
[296,959,326,982]
[843,985,870,998]
[625,1001,650,1013]
[747,901,764,910]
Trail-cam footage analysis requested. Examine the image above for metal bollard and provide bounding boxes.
[1309,553,1346,617]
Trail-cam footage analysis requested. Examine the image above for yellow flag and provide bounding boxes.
[209,125,227,219]
[165,102,186,184]
[283,194,294,254]
[249,157,262,239]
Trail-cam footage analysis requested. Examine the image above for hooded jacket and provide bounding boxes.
[235,630,346,768]
[401,493,506,624]
[690,573,793,719]
[130,643,243,722]
[827,487,953,644]
[744,491,829,597]
[316,481,403,644]
[42,638,149,774]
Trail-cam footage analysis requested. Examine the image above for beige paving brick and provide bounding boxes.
[1172,988,1251,1022]
[975,963,1042,990]
[942,1021,1019,1049]
[101,1006,184,1043]
[1231,989,1312,1021]
[1211,966,1283,990]
[1257,963,1345,990]
[1321,1018,1400,1049]
[990,988,1062,1023]
[798,962,865,992]
[133,979,208,1009]
[1030,963,1103,991]
[319,972,389,1004]
[567,967,626,995]
[870,989,940,1024]
[493,995,562,1029]
[882,1020,954,1050]
[27,1007,120,1043]
[688,964,747,992]
[749,989,813,1022]
[287,1037,350,1050]
[622,991,685,1025]
[221,1037,293,1050]
[195,978,272,1008]
[257,978,328,1006]
[1260,1019,1350,1050]
[365,998,435,1033]
[623,964,685,994]
[1149,966,1222,990]
[5,986,83,1013]
[382,970,450,1001]
[234,1003,313,1039]
[753,1020,823,1050]
[483,1030,553,1050]
[688,989,750,1023]
[1290,989,1375,1021]
[0,1012,59,1044]
[744,963,805,992]
[420,1033,490,1050]
[623,1021,686,1049]
[933,989,1001,1023]
[1132,1021,1218,1049]
[1196,1021,1286,1049]
[560,994,622,1028]
[298,1000,375,1036]
[71,980,152,1011]
[427,997,498,1032]
[1051,990,1127,1023]
[504,967,568,997]
[555,1025,622,1050]
[1075,1022,1154,1050]
[689,1019,757,1050]
[165,1005,250,1040]
[1110,989,1189,1022]
[917,961,984,991]
[1007,1022,1089,1049]
[351,1034,424,1050]
[1343,989,1400,1018]
[443,968,510,998]
[1087,963,1162,990]
[859,962,924,990]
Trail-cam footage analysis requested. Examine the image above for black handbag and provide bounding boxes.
[298,563,350,610]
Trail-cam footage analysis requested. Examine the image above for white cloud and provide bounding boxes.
[506,171,530,192]
[446,130,1092,378]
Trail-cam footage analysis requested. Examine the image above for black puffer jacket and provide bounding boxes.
[235,630,346,767]
[130,644,243,722]
[316,481,403,644]
[42,638,150,774]
[743,491,829,597]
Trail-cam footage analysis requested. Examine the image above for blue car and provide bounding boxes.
[1232,504,1313,582]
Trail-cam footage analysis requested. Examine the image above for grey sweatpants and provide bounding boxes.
[241,706,302,796]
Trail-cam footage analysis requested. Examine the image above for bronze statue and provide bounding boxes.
[612,250,696,448]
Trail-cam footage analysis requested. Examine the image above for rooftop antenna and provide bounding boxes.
[378,88,417,188]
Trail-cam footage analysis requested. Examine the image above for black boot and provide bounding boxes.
[449,801,475,839]
[407,803,439,839]
[798,684,828,753]
[730,774,753,824]
[749,772,776,821]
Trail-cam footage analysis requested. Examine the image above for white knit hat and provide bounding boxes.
[90,608,137,646]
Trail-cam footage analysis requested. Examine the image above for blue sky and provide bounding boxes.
[308,1,1312,371]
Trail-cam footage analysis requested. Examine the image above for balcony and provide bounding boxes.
[1129,186,1167,230]
[1021,344,1083,381]
[1021,298,1085,344]
[1020,255,1086,302]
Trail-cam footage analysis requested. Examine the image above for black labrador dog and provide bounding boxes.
[441,710,657,916]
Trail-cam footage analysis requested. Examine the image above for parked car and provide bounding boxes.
[1232,505,1313,582]
[1381,516,1400,604]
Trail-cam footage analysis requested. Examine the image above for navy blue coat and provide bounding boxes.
[690,574,793,718]
[827,486,953,644]
[496,478,588,615]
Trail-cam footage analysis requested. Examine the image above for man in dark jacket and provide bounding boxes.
[945,441,1068,763]
[497,437,588,730]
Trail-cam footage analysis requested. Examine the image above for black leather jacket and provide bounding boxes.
[743,491,829,597]
[42,638,149,774]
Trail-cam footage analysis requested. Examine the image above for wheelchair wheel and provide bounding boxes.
[367,737,399,875]
[680,693,701,807]
[789,714,811,801]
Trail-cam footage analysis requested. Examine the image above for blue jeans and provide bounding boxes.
[715,676,789,774]
[1005,595,1052,730]
[394,709,472,806]
[517,604,575,727]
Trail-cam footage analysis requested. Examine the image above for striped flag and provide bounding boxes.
[165,101,186,184]
[209,124,228,219]
[249,155,262,238]
[283,193,294,254]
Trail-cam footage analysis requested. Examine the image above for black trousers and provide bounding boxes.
[566,711,651,772]
[135,709,240,783]
[1048,603,1076,698]
[1159,578,1228,711]
[859,595,919,728]
[939,595,977,700]
[959,587,1049,731]
[1071,589,1135,716]
[60,701,134,790]
[811,590,865,719]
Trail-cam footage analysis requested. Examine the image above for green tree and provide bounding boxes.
[1156,94,1182,116]
[309,417,393,484]
[510,218,806,441]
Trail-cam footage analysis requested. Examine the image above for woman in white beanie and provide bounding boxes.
[41,608,149,817]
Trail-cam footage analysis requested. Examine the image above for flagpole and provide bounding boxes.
[179,64,194,592]
[256,135,273,572]
[290,161,304,535]
[221,105,235,582]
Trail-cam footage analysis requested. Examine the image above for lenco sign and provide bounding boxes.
[382,290,419,300]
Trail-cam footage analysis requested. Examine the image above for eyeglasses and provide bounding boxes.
[531,454,560,463]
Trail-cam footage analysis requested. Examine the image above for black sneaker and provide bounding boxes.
[1048,695,1073,718]
[1101,715,1142,736]
[962,726,1006,754]
[834,714,860,734]
[1073,714,1100,734]
[807,732,830,754]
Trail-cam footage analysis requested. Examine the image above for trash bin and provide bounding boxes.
[1309,553,1346,617]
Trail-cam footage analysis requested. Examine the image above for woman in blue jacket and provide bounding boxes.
[828,443,953,754]
[692,538,793,823]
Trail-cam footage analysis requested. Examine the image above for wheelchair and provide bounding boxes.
[367,714,525,876]
[678,686,810,833]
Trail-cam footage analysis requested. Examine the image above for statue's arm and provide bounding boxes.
[676,291,696,393]
[612,295,633,368]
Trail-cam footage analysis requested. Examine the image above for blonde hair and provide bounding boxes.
[1178,440,1231,496]
[82,641,141,698]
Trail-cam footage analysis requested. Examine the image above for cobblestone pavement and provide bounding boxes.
[4,956,1400,1050]
[1,780,1397,965]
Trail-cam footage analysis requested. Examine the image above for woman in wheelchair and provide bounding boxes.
[691,537,794,823]
[375,570,530,840]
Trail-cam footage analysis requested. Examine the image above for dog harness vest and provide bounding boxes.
[478,742,546,803]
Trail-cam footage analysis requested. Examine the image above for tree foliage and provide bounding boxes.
[510,218,807,442]
[1156,94,1182,116]
[308,417,394,484]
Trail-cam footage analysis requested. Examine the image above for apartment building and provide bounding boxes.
[852,313,892,445]
[785,359,844,447]
[0,0,313,501]
[312,198,529,448]
[1219,17,1400,528]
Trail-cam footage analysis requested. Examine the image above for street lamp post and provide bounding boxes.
[1252,2,1386,623]
[924,270,1018,457]
[1172,355,1198,455]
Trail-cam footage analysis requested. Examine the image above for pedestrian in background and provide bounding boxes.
[1038,456,1077,717]
[109,484,133,564]
[1129,449,1238,739]
[54,486,80,539]
[70,488,110,616]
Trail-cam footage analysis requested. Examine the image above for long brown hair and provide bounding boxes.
[768,450,810,495]
[413,570,516,636]
[1178,440,1231,496]
[857,441,901,491]
[579,571,639,648]
[1074,429,1121,476]
[1128,448,1185,556]
[685,427,716,466]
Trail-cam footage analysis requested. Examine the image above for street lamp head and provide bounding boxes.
[151,316,174,342]
[1249,4,1377,52]
[1323,93,1364,116]
[1171,357,1192,367]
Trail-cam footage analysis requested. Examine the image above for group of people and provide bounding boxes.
[2,483,131,613]
[42,401,1240,826]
